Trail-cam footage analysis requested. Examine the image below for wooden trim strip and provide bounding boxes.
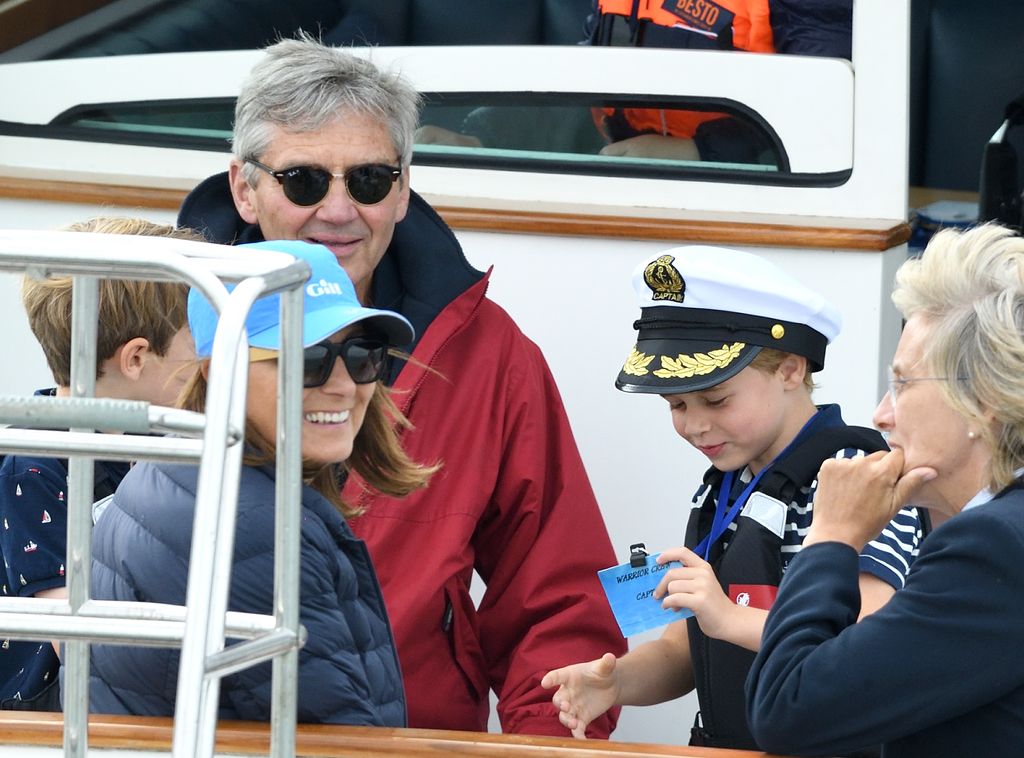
[0,177,909,251]
[0,176,187,211]
[0,712,790,757]
[436,206,909,251]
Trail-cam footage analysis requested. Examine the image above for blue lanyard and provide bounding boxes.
[693,467,771,560]
[692,411,823,560]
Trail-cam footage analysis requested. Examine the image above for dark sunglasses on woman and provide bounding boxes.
[246,158,401,207]
[303,336,389,388]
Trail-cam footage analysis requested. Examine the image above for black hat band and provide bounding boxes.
[634,307,828,372]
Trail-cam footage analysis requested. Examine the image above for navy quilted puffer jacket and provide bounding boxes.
[88,461,405,725]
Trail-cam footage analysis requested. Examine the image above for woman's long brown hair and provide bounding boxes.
[178,365,438,517]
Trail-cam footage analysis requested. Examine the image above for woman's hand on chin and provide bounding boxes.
[805,449,936,551]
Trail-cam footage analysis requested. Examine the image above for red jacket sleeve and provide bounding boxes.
[345,286,626,736]
[473,312,626,736]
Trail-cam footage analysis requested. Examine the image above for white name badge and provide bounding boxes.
[741,491,787,538]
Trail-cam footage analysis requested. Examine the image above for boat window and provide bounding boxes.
[414,92,790,182]
[36,89,850,187]
[48,98,236,151]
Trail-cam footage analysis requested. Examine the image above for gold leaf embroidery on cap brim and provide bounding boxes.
[623,347,656,376]
[653,342,746,379]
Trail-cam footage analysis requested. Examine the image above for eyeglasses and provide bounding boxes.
[246,158,401,207]
[250,336,389,387]
[303,337,389,387]
[886,370,966,400]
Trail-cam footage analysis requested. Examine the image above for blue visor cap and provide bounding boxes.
[188,240,414,357]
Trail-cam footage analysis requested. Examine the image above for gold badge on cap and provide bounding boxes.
[643,255,685,303]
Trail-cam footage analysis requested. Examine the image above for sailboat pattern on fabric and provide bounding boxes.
[0,455,73,705]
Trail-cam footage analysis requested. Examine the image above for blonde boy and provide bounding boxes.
[0,217,198,710]
[543,246,922,749]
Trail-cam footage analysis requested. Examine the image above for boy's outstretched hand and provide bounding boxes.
[540,652,620,739]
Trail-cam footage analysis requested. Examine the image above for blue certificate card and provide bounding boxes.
[597,552,691,638]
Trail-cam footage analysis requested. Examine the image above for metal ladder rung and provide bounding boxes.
[0,395,240,446]
[0,395,159,435]
[0,600,286,646]
[0,429,208,464]
[204,629,306,679]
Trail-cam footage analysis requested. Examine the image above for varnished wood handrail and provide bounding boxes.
[437,206,908,251]
[0,176,909,252]
[0,712,792,757]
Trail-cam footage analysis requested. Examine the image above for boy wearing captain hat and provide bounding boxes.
[543,246,923,750]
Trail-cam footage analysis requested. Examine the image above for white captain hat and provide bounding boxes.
[616,245,841,394]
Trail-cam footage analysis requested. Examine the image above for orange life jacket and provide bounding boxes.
[592,0,774,140]
[595,0,774,53]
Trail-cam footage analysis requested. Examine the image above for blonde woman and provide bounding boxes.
[748,224,1024,757]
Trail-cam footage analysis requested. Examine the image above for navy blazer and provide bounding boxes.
[747,485,1024,757]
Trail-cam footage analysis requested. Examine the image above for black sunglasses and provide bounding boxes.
[246,158,401,207]
[303,337,389,388]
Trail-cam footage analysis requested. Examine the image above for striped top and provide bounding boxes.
[689,407,922,590]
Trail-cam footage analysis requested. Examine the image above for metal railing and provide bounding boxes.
[0,230,312,758]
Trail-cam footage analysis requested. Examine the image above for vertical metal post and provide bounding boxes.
[270,282,303,758]
[171,282,255,758]
[64,274,99,758]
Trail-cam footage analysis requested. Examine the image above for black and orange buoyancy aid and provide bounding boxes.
[592,0,774,53]
[682,424,886,749]
[591,0,774,141]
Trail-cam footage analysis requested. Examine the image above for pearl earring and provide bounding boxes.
[968,430,978,440]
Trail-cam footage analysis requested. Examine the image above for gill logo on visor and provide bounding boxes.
[307,279,343,297]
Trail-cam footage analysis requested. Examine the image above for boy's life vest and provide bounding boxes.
[590,0,774,141]
[683,424,887,749]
